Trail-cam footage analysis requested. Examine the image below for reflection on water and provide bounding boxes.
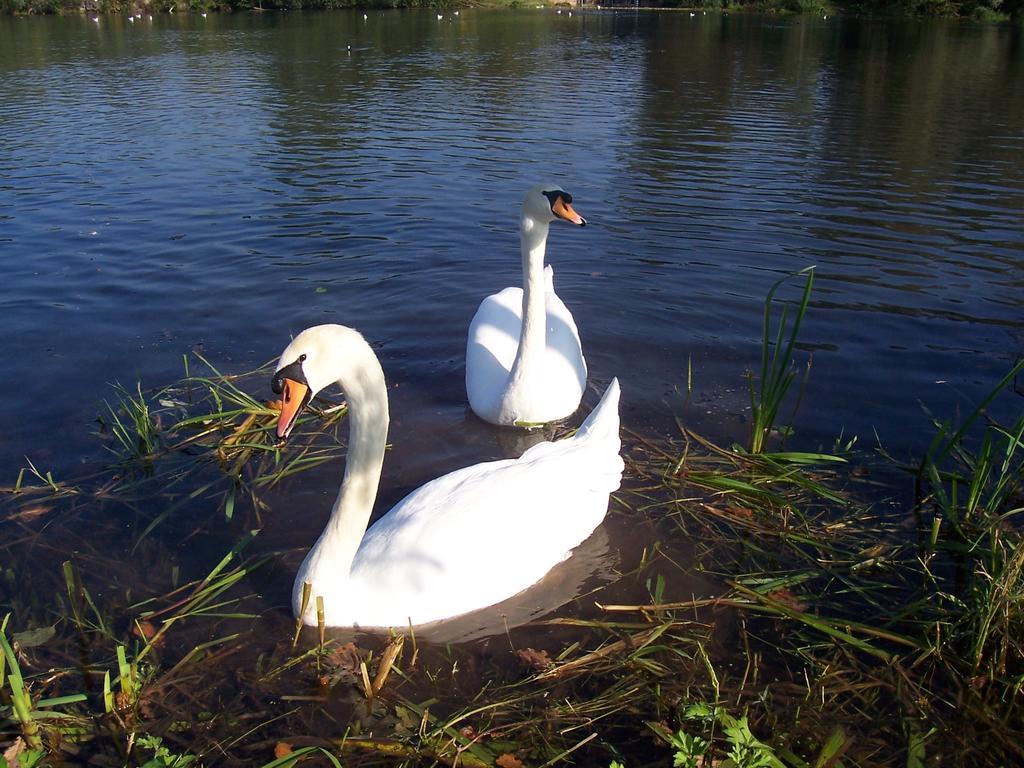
[0,10,1022,643]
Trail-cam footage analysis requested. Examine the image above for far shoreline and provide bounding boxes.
[3,0,1021,24]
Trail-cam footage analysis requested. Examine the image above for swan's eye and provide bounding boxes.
[299,354,307,362]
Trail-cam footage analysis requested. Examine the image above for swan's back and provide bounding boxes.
[346,379,623,627]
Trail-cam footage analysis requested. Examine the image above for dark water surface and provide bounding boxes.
[2,9,1023,632]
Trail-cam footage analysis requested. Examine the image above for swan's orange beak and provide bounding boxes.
[551,195,586,226]
[276,378,310,440]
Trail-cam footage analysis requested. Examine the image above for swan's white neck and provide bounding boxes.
[506,213,549,393]
[294,331,389,612]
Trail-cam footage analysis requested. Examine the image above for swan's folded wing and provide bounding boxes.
[349,431,622,625]
[466,288,524,421]
[467,287,523,374]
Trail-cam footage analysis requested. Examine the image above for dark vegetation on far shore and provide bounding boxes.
[2,0,1022,24]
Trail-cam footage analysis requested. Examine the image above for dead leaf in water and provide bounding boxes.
[137,691,157,720]
[13,625,56,648]
[725,506,754,518]
[859,543,888,560]
[766,588,807,612]
[274,742,293,759]
[514,647,552,670]
[325,642,363,674]
[3,737,27,764]
[133,620,156,639]
[10,504,53,522]
[115,690,136,712]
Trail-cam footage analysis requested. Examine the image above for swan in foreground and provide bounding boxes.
[466,185,589,427]
[273,324,623,628]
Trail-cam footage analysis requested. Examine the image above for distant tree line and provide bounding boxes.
[0,0,444,14]
[655,0,1022,19]
[2,0,1020,21]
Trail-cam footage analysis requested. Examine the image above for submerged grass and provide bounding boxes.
[2,295,1023,766]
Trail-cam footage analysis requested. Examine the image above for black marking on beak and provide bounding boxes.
[272,358,308,395]
[542,189,572,208]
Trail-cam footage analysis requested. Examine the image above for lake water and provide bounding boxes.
[1,9,1022,629]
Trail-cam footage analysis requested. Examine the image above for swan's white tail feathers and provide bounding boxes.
[515,377,622,497]
[544,264,555,292]
[576,378,620,441]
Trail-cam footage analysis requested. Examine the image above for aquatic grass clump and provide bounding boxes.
[97,354,282,473]
[1,614,90,763]
[88,352,349,538]
[0,529,274,766]
[910,359,1024,710]
[622,443,925,762]
[616,270,1023,765]
[748,267,815,455]
[7,352,320,514]
[100,382,163,466]
[1,352,355,766]
[628,361,1024,765]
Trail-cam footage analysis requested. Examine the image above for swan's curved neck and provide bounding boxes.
[507,213,549,389]
[312,336,389,578]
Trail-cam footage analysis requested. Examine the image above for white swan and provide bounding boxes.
[466,184,588,427]
[273,324,623,628]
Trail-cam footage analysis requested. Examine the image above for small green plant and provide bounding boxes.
[720,713,783,768]
[1,615,42,751]
[1,614,88,759]
[12,457,64,496]
[0,747,47,767]
[666,727,709,768]
[650,702,785,768]
[136,734,198,767]
[103,644,142,716]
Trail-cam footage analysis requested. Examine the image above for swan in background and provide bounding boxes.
[466,185,588,426]
[273,324,623,628]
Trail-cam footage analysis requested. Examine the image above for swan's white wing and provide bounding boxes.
[466,287,523,422]
[348,382,622,626]
[540,282,587,408]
